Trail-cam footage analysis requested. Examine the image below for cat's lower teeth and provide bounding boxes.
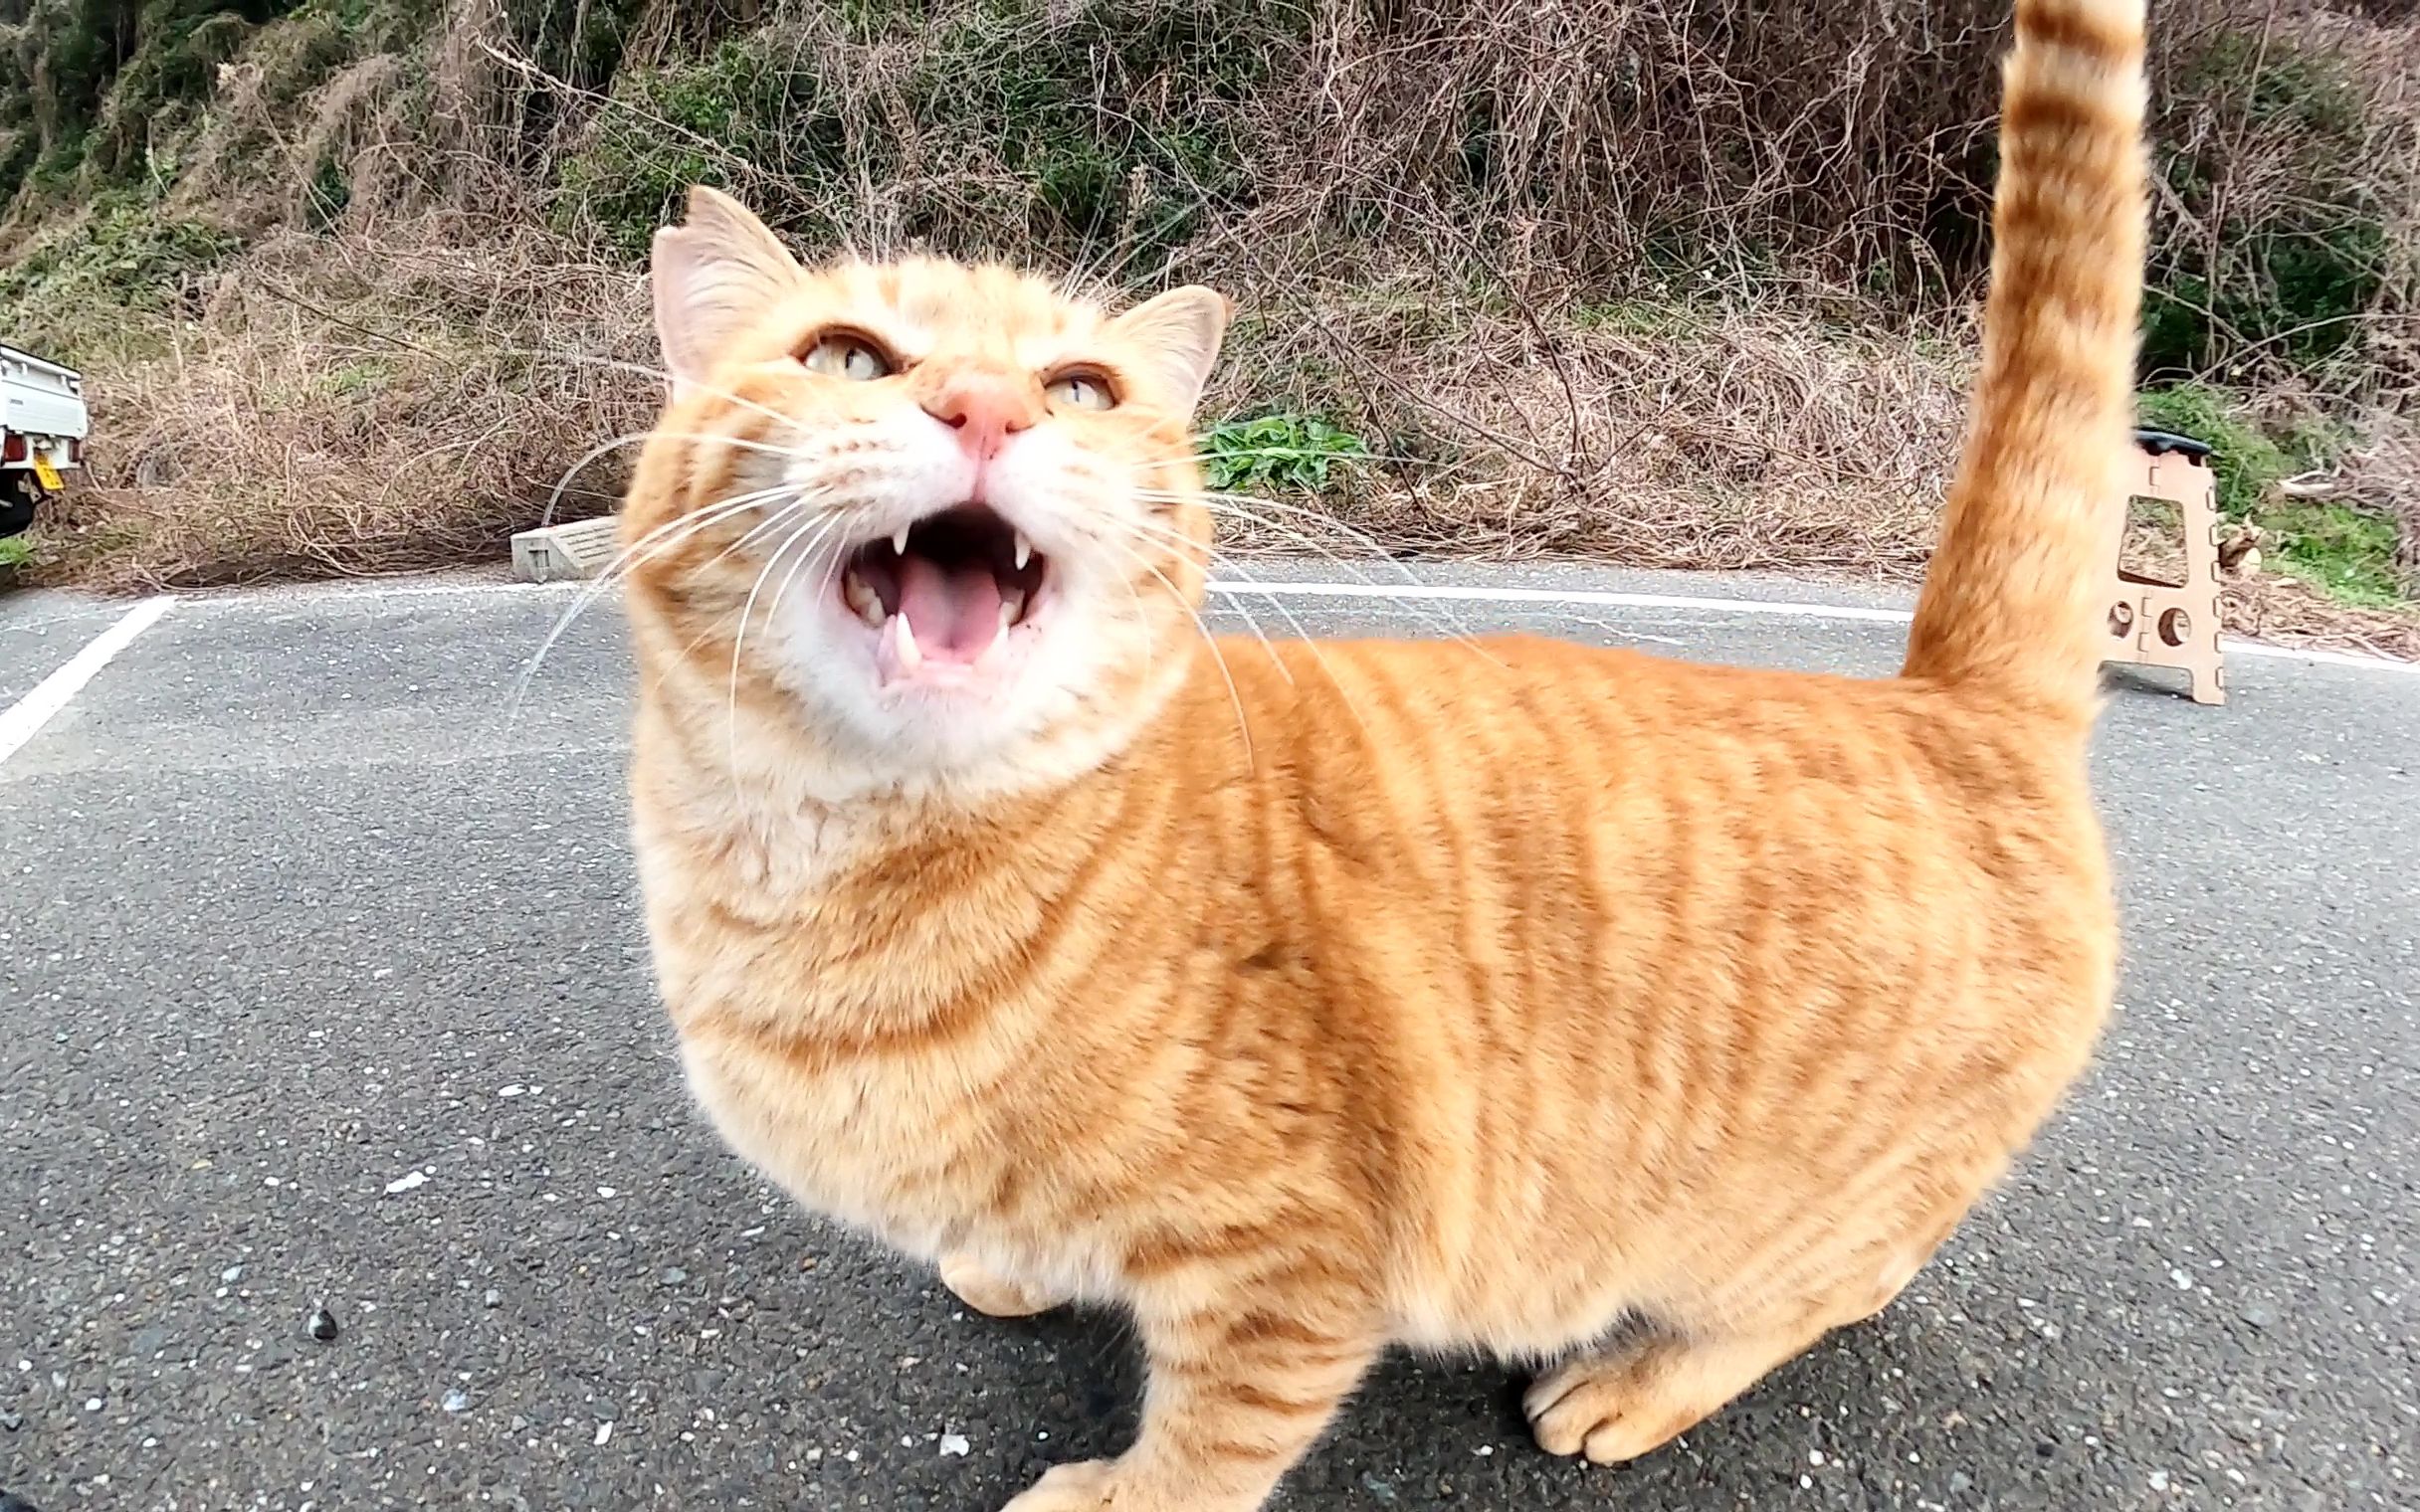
[843,570,884,627]
[1000,587,1027,625]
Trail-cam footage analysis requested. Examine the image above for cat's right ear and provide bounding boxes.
[651,186,800,395]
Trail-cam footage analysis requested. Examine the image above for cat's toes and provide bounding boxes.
[1523,1355,1700,1465]
[939,1252,1069,1318]
[998,1458,1119,1511]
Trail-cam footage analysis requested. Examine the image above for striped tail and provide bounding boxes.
[1901,0,2148,715]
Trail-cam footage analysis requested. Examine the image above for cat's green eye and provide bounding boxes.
[1046,371,1115,411]
[802,335,893,381]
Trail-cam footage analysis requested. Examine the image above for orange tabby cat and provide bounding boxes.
[617,2,2145,1506]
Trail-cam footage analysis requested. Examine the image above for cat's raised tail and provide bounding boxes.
[1901,0,2148,715]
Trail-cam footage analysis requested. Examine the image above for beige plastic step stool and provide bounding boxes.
[2105,429,2225,705]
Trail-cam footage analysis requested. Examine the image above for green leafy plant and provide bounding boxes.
[2141,31,2400,384]
[2137,383,2405,608]
[0,536,35,570]
[2263,501,2406,609]
[2137,383,2293,519]
[1200,414,1369,494]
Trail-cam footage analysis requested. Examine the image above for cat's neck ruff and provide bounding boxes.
[632,620,1202,886]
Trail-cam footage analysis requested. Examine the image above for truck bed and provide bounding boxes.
[2,344,89,446]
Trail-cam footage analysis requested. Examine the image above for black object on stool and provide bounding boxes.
[2132,427,2214,460]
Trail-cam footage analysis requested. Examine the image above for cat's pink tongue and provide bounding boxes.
[896,554,1003,661]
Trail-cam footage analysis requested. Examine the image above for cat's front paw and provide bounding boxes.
[940,1252,1070,1318]
[998,1458,1121,1511]
[1001,1458,1258,1512]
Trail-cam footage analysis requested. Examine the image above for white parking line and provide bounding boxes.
[190,570,2419,677]
[1206,577,1916,622]
[206,575,583,605]
[1203,579,2420,674]
[0,596,174,767]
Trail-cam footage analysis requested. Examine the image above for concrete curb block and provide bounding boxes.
[510,518,619,582]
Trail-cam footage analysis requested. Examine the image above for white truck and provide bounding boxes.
[2,343,90,537]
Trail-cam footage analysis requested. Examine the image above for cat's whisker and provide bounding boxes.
[1127,449,1446,473]
[1096,548,1159,681]
[511,483,800,717]
[1133,487,1496,660]
[1210,561,1378,743]
[1084,531,1256,764]
[802,518,861,651]
[763,512,856,660]
[574,481,794,598]
[725,510,852,781]
[1099,513,1384,745]
[1130,486,1402,579]
[1099,519,1302,687]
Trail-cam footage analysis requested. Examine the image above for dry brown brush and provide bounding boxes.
[2,0,2413,644]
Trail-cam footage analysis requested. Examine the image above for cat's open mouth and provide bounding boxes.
[838,503,1050,681]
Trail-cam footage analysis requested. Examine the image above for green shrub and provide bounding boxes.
[553,5,1286,273]
[2143,30,2402,385]
[0,198,239,355]
[2136,383,2292,520]
[2264,501,2405,608]
[2137,383,2405,607]
[1202,414,1369,495]
[299,151,351,229]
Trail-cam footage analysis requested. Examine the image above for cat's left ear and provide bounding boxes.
[1107,285,1232,415]
[652,186,801,394]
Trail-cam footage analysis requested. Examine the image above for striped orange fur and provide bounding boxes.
[618,3,2147,1506]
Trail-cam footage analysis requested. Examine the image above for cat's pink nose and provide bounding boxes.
[921,376,1038,461]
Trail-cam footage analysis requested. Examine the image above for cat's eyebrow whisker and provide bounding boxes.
[496,350,804,438]
[541,428,810,529]
[511,484,801,715]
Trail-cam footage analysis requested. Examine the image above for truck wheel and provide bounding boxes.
[0,474,36,537]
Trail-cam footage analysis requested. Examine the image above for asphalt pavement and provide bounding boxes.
[1,563,2413,1511]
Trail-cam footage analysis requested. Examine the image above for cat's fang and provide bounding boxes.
[892,525,910,555]
[843,569,884,627]
[1001,586,1027,625]
[889,610,922,673]
[1014,532,1032,571]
